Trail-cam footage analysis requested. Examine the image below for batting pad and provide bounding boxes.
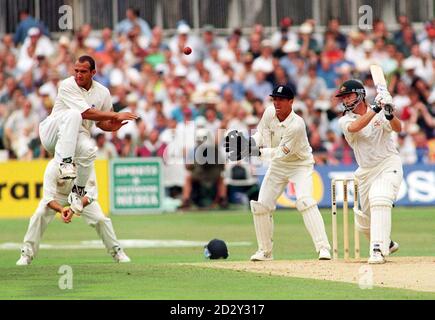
[370,206,392,256]
[250,201,273,254]
[299,202,331,252]
[354,208,370,239]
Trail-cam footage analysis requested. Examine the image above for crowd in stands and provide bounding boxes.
[1,8,435,208]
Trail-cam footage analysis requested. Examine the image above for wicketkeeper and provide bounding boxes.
[336,79,402,264]
[225,85,331,261]
[16,159,130,265]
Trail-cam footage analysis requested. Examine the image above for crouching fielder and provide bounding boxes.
[16,159,130,265]
[336,80,402,264]
[225,85,331,261]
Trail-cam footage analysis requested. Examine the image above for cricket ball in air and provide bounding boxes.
[183,46,192,55]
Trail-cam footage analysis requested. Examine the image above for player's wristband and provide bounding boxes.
[385,113,394,120]
[372,104,382,113]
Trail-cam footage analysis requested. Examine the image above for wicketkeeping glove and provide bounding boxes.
[224,130,260,161]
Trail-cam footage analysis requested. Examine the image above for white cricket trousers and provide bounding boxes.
[257,163,330,252]
[39,110,97,186]
[354,154,403,255]
[22,199,120,257]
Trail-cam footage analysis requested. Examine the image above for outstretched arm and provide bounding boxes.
[96,119,129,131]
[82,108,137,122]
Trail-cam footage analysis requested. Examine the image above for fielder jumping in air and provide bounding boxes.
[336,79,402,264]
[39,55,137,215]
[225,85,332,261]
[16,159,130,265]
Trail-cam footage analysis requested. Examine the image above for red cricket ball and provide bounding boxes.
[183,46,192,55]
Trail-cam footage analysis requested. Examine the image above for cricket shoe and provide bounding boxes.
[112,247,131,263]
[250,250,273,261]
[59,162,77,180]
[16,247,33,266]
[389,241,399,255]
[318,248,332,260]
[368,248,386,264]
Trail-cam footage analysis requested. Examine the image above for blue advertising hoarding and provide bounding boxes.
[255,164,435,208]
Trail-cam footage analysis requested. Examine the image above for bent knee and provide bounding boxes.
[296,196,317,212]
[250,200,273,214]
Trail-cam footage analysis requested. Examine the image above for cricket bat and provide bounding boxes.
[370,64,389,94]
[370,64,393,108]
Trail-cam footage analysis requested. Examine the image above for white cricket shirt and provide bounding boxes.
[339,107,399,169]
[41,159,98,206]
[51,77,112,134]
[252,106,314,166]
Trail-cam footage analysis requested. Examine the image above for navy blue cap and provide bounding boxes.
[270,85,295,99]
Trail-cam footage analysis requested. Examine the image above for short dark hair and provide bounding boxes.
[128,7,140,17]
[78,55,96,71]
[19,9,30,15]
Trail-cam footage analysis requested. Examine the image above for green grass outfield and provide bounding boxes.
[0,207,434,300]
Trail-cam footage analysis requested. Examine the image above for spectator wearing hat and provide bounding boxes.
[198,25,225,60]
[279,41,301,82]
[271,17,298,51]
[344,30,365,66]
[115,7,152,41]
[252,39,275,75]
[298,21,319,57]
[24,27,54,57]
[34,84,54,120]
[17,27,54,73]
[13,9,50,45]
[169,23,200,65]
[354,40,376,73]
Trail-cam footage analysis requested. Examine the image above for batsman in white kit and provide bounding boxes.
[16,159,130,265]
[336,79,402,264]
[38,55,137,212]
[225,85,332,261]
